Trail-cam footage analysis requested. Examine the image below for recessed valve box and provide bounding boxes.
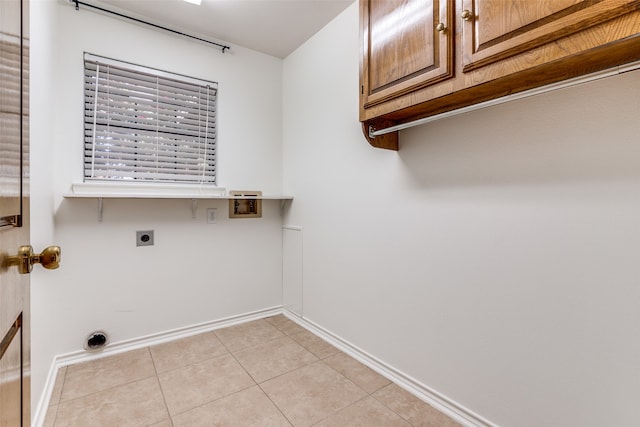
[229,191,262,218]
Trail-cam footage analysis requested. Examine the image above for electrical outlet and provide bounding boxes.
[207,208,218,224]
[136,230,154,246]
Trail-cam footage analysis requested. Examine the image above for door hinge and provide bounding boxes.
[0,214,21,230]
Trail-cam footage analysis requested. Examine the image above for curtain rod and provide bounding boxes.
[71,0,231,53]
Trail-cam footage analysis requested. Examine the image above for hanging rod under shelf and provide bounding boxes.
[369,59,640,138]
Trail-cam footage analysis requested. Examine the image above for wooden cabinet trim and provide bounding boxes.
[361,7,640,119]
[360,0,454,111]
[462,0,640,71]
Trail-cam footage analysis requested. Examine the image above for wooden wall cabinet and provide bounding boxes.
[361,0,453,109]
[360,0,640,150]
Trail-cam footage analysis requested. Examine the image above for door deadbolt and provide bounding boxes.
[0,245,61,274]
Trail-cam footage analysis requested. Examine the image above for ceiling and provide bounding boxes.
[84,0,355,58]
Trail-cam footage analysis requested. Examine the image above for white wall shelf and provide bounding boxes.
[63,193,293,200]
[63,183,293,221]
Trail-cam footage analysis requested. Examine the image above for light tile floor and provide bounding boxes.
[44,315,461,427]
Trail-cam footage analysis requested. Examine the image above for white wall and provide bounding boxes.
[30,0,284,411]
[283,3,640,427]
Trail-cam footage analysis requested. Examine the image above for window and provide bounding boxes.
[83,53,217,185]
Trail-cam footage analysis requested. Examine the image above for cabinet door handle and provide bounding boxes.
[461,10,473,21]
[436,23,447,33]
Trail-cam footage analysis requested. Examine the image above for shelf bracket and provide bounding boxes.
[361,120,398,151]
[191,199,197,219]
[97,197,104,222]
[280,199,290,217]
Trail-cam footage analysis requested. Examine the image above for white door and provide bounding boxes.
[0,0,31,424]
[0,1,60,425]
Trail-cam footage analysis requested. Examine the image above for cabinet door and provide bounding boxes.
[360,0,453,110]
[461,0,640,72]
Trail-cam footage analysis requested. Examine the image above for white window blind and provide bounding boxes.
[0,34,24,195]
[83,53,217,185]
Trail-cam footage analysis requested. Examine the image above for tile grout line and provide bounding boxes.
[369,385,415,427]
[151,348,231,376]
[275,358,371,426]
[219,331,296,425]
[159,319,297,422]
[307,394,374,427]
[49,314,458,426]
[225,315,369,425]
[304,361,415,427]
[213,318,287,353]
[284,312,472,426]
[243,320,299,427]
[55,373,159,407]
[286,328,341,360]
[256,381,295,427]
[49,366,67,427]
[168,382,260,421]
[324,356,412,425]
[147,346,175,427]
[324,355,429,427]
[158,328,272,422]
[51,317,290,425]
[256,357,324,385]
[220,333,262,385]
[223,317,300,426]
[161,332,257,421]
[233,335,321,382]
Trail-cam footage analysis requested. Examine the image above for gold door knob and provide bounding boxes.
[1,245,61,274]
[461,9,473,21]
[435,23,447,33]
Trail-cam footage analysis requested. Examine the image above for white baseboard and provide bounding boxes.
[33,306,496,427]
[282,309,497,427]
[32,306,281,427]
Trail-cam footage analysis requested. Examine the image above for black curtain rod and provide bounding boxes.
[72,0,231,53]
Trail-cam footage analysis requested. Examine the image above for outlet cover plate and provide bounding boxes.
[207,208,218,224]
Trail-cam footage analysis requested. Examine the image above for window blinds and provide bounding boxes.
[0,35,24,196]
[83,54,218,185]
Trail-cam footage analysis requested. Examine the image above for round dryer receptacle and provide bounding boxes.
[84,331,109,351]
